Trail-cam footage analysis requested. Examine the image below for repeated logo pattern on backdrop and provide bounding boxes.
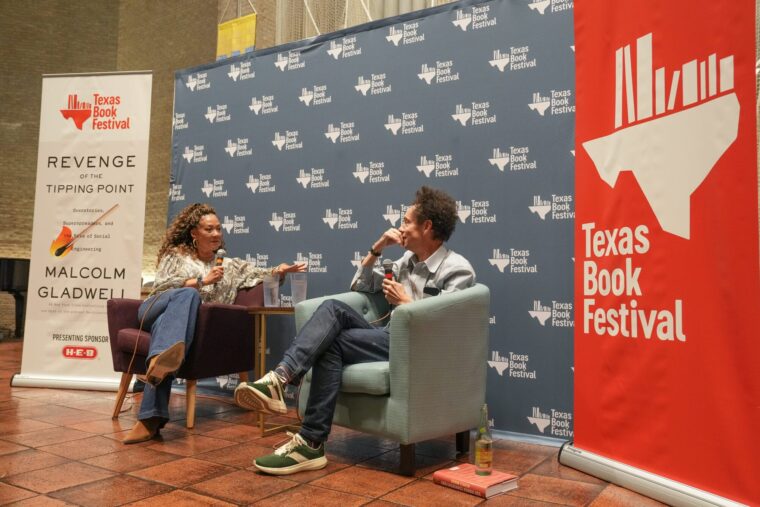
[170,0,574,437]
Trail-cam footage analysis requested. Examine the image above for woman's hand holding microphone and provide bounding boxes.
[204,265,224,285]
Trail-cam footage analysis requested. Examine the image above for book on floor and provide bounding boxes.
[432,463,518,499]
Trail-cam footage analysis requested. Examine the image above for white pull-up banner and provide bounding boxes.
[13,71,152,390]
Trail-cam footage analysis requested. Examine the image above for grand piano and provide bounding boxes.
[0,258,29,338]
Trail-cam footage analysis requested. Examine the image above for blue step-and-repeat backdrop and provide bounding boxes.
[170,0,575,440]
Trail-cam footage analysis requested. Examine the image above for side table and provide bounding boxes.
[246,306,300,436]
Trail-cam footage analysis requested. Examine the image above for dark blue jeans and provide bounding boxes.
[280,299,389,443]
[136,287,201,421]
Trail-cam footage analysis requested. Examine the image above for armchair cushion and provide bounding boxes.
[116,329,151,357]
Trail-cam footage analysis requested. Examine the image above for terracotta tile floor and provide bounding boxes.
[0,340,664,506]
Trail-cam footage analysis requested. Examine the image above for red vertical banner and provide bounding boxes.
[574,1,759,504]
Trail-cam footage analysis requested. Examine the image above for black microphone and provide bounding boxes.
[214,248,226,267]
[382,258,394,280]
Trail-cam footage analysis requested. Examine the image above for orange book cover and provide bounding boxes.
[433,463,518,499]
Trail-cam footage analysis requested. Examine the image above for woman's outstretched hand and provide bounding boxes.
[275,263,307,277]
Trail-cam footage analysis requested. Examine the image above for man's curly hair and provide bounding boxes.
[156,203,221,264]
[411,186,457,242]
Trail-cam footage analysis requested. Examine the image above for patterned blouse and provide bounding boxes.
[151,250,277,304]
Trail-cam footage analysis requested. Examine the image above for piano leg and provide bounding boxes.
[12,291,25,338]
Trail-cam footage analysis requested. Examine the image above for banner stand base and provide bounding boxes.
[493,429,566,447]
[11,372,122,392]
[558,444,747,507]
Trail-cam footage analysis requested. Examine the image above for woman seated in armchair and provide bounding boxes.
[123,202,305,444]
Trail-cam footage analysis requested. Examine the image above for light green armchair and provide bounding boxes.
[295,283,490,475]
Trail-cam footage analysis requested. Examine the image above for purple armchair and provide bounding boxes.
[106,285,262,428]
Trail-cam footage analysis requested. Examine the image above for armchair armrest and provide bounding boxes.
[387,284,490,440]
[107,299,143,370]
[106,299,142,338]
[295,291,390,332]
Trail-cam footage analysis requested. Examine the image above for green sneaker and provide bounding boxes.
[255,432,327,475]
[234,371,287,415]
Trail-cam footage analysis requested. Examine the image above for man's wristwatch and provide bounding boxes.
[369,247,382,257]
[196,276,204,289]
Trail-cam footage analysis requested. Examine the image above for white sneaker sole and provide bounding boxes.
[233,384,287,415]
[254,456,328,475]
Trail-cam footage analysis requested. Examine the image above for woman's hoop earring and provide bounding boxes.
[192,238,198,249]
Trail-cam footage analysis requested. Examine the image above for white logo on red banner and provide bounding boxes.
[582,33,737,239]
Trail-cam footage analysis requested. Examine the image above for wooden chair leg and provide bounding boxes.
[186,379,197,429]
[112,372,132,419]
[456,430,470,454]
[400,443,415,476]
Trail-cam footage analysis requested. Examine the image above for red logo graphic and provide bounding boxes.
[62,346,98,359]
[49,226,75,258]
[59,93,130,131]
[60,94,92,130]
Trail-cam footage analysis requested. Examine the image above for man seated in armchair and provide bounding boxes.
[234,185,476,475]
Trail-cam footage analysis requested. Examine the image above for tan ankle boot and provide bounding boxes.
[123,418,161,444]
[145,342,185,386]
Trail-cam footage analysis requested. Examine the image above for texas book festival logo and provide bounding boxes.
[580,33,739,343]
[60,93,132,130]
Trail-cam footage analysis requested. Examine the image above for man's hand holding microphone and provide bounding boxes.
[365,228,412,306]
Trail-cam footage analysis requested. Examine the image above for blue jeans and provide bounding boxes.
[280,299,389,443]
[137,287,201,421]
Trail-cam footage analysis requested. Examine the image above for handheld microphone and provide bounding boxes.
[214,248,226,267]
[382,258,394,280]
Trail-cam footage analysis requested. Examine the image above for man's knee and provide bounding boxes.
[316,298,351,314]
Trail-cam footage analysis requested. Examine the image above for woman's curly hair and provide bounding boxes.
[156,203,220,264]
[412,186,458,242]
